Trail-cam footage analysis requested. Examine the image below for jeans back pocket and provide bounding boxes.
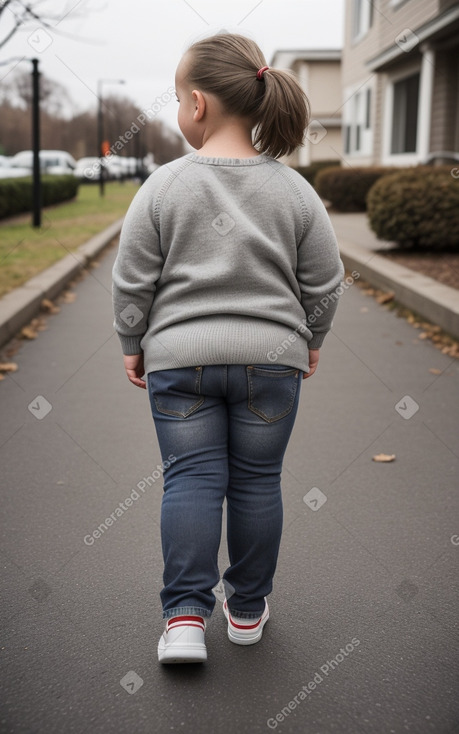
[246,364,300,423]
[148,367,204,418]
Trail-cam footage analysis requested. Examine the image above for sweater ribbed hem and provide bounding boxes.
[139,316,318,374]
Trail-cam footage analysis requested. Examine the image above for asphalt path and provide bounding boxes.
[1,239,459,734]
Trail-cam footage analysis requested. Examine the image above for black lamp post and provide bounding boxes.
[1,56,42,227]
[31,58,41,228]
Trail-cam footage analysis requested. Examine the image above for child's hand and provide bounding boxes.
[123,354,146,389]
[303,349,319,379]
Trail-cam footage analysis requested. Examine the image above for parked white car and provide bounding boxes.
[74,156,107,181]
[0,154,31,179]
[9,150,76,175]
[75,155,128,181]
[105,156,124,180]
[121,157,138,176]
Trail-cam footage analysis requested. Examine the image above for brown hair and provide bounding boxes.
[184,33,310,159]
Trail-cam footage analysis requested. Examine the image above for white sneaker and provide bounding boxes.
[223,597,269,645]
[158,615,207,664]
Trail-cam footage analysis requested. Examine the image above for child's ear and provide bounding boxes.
[192,90,206,121]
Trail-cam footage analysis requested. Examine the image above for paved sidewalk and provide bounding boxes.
[1,241,459,734]
[329,210,459,340]
[328,210,395,252]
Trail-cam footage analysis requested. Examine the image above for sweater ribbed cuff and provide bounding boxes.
[117,333,144,355]
[308,331,328,349]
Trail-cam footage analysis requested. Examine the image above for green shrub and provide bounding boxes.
[294,160,340,188]
[0,178,31,219]
[315,166,402,212]
[367,166,459,249]
[0,175,79,219]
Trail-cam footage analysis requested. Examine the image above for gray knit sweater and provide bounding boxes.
[112,152,345,374]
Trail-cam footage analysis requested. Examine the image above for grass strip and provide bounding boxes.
[0,181,139,297]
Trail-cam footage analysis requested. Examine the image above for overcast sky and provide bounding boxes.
[1,0,344,136]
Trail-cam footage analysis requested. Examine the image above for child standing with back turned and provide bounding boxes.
[112,33,345,664]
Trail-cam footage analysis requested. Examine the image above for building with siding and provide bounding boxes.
[342,0,459,166]
[270,49,342,168]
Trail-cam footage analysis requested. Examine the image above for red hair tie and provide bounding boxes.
[257,66,269,80]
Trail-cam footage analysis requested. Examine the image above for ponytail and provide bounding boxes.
[254,68,310,158]
[185,34,310,159]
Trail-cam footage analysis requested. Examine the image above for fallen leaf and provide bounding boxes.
[360,307,369,313]
[20,326,37,340]
[41,298,60,314]
[395,340,403,346]
[5,344,19,358]
[0,374,4,381]
[0,362,18,373]
[429,368,442,375]
[61,291,76,303]
[418,332,429,340]
[376,291,395,304]
[372,453,396,463]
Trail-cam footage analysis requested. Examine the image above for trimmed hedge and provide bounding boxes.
[294,160,340,187]
[367,166,459,249]
[0,175,79,219]
[315,166,402,212]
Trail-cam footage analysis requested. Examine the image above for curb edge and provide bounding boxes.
[0,217,124,350]
[339,239,459,340]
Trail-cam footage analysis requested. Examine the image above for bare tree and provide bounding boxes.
[4,68,72,116]
[0,81,188,161]
[145,120,187,166]
[101,94,143,152]
[0,0,93,50]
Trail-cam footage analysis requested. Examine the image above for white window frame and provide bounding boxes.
[382,60,426,165]
[352,0,373,43]
[342,79,374,158]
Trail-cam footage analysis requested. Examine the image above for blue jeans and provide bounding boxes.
[147,364,302,620]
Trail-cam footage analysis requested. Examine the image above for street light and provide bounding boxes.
[97,78,125,197]
[31,58,41,227]
[4,56,42,226]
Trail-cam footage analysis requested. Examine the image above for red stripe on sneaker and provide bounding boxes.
[229,615,262,630]
[167,615,205,630]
